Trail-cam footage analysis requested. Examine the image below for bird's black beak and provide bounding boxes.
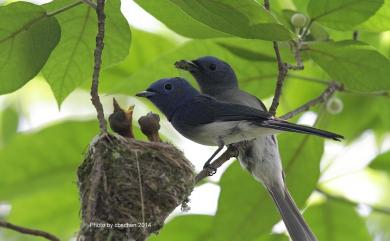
[136,90,155,98]
[174,60,200,72]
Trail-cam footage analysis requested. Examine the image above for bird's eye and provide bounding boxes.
[209,64,216,71]
[164,83,172,90]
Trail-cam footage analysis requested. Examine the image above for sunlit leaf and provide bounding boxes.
[0,2,60,94]
[360,0,390,31]
[305,200,371,241]
[42,0,131,105]
[307,41,390,91]
[136,0,293,41]
[308,0,383,30]
[134,0,229,39]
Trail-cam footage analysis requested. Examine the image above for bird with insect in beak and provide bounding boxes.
[175,56,325,241]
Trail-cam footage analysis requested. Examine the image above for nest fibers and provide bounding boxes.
[77,135,195,241]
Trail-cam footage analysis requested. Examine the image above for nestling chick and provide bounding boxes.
[108,98,134,138]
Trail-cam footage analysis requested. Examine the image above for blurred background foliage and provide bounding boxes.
[1,0,390,240]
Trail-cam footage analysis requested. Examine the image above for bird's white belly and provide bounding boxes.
[190,121,280,146]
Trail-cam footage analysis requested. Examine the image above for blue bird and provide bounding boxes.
[137,77,342,154]
[174,56,330,241]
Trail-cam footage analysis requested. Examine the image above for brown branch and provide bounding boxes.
[0,220,60,241]
[279,81,342,120]
[269,42,288,116]
[287,41,304,70]
[317,188,390,215]
[263,0,289,116]
[90,0,107,134]
[195,146,239,183]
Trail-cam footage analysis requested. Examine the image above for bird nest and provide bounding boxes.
[77,134,195,241]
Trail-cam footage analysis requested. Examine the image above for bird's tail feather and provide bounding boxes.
[264,119,343,141]
[268,186,317,241]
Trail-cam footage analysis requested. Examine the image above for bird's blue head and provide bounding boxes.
[136,77,200,120]
[175,56,238,95]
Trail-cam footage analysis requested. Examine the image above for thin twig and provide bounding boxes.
[287,41,304,70]
[317,188,390,215]
[269,42,288,116]
[195,146,239,183]
[263,0,289,116]
[279,82,342,120]
[90,0,107,134]
[0,221,60,241]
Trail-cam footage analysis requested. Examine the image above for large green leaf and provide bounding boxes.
[137,0,293,41]
[42,0,131,105]
[134,0,229,39]
[307,41,390,91]
[360,0,390,31]
[307,0,383,30]
[305,200,371,241]
[0,2,60,95]
[369,151,390,173]
[213,135,323,241]
[0,121,98,240]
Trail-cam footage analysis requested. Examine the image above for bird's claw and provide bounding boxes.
[203,164,217,176]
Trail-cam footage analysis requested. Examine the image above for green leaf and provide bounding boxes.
[148,215,213,241]
[308,41,390,91]
[0,106,18,145]
[308,0,383,30]
[0,121,98,239]
[134,0,229,39]
[213,135,323,241]
[42,0,131,105]
[369,151,390,173]
[218,43,277,62]
[137,0,293,41]
[359,0,390,31]
[0,2,60,95]
[305,200,371,241]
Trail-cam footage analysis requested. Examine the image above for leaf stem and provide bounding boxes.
[46,1,82,16]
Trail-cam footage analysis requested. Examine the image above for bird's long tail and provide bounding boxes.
[268,185,317,241]
[263,119,343,141]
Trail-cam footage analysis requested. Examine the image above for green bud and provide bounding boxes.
[291,13,307,28]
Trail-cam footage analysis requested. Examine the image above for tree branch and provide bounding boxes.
[0,220,60,241]
[263,1,289,116]
[317,188,390,215]
[90,0,107,134]
[279,81,342,120]
[195,146,239,183]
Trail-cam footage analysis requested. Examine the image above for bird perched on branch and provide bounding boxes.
[175,56,329,241]
[137,76,341,153]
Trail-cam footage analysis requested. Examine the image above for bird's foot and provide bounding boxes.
[203,164,217,176]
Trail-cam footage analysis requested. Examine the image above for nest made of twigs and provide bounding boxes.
[77,134,195,241]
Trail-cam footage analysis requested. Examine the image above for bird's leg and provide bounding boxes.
[203,143,224,176]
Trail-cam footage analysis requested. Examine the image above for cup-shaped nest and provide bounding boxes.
[77,135,195,241]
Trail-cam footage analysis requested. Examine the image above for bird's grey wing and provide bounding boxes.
[214,89,267,111]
